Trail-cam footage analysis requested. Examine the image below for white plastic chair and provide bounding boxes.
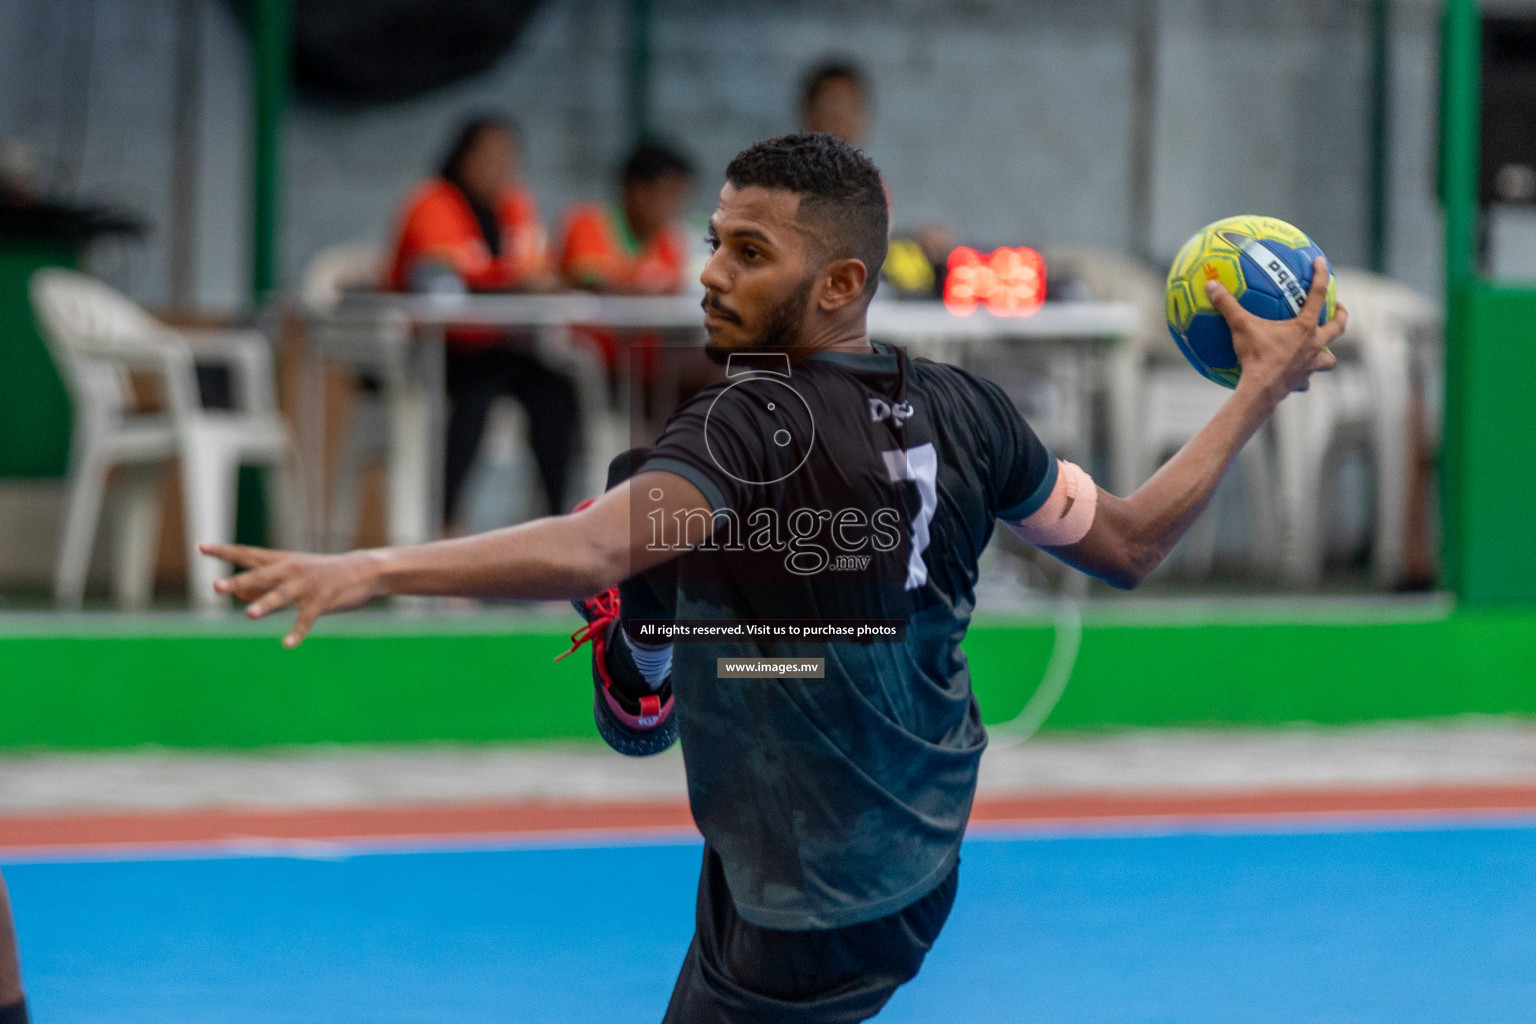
[1043,246,1167,495]
[1139,371,1279,576]
[1271,268,1441,588]
[301,243,618,550]
[30,268,301,609]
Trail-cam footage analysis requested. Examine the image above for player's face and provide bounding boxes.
[700,184,818,359]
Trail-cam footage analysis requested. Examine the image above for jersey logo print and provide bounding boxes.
[868,397,915,427]
[882,443,938,590]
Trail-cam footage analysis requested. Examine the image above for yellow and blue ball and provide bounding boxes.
[1165,215,1338,388]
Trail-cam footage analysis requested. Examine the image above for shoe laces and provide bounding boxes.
[555,587,620,662]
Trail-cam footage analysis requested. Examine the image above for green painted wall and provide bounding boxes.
[1442,285,1536,603]
[0,243,76,478]
[0,603,1531,750]
[1437,0,1536,604]
[971,604,1536,726]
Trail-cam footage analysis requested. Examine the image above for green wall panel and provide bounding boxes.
[0,603,1532,750]
[0,244,76,478]
[1446,286,1536,603]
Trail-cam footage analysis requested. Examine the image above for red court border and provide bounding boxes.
[2,784,1536,857]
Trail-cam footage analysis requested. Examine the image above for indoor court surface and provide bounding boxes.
[4,797,1535,1023]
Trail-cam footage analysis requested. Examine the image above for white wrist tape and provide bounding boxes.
[1008,459,1098,547]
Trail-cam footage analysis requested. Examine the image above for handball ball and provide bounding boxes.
[1165,215,1338,388]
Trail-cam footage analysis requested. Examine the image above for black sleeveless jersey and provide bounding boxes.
[640,341,1056,929]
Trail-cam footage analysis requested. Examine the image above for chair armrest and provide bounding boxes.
[177,328,277,413]
[69,333,203,417]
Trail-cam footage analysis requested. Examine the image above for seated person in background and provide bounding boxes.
[558,141,696,382]
[800,60,872,148]
[385,115,582,527]
[558,140,695,297]
[387,116,555,293]
[800,58,957,295]
[559,140,703,411]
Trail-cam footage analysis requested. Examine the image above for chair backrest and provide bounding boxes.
[1042,245,1177,358]
[29,268,178,425]
[1332,267,1442,339]
[302,242,383,310]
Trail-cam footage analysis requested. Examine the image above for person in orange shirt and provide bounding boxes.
[559,140,693,295]
[387,116,553,293]
[385,116,581,526]
[558,141,695,377]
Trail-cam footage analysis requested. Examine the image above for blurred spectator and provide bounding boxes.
[800,61,871,148]
[797,59,959,300]
[386,116,553,292]
[385,116,580,525]
[558,140,694,296]
[558,140,695,383]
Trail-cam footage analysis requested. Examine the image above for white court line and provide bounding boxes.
[5,808,1535,866]
[0,826,706,865]
[967,806,1536,842]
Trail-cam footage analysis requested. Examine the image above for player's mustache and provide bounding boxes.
[701,294,742,325]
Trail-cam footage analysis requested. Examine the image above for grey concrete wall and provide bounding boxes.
[0,0,1446,310]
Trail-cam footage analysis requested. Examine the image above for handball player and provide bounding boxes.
[205,133,1343,1021]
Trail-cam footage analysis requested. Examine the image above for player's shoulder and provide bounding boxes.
[908,353,1011,410]
[907,355,1037,456]
[658,373,749,434]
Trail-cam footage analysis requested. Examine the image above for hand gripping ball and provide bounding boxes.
[1165,215,1338,388]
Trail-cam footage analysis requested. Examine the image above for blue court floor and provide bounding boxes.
[6,821,1536,1023]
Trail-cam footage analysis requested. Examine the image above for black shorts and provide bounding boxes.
[662,845,959,1024]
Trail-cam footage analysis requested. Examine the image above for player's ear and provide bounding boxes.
[817,257,868,312]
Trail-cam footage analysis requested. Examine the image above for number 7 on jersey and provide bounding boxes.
[882,444,938,591]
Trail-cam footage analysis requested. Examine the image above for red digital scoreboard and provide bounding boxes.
[942,246,1047,317]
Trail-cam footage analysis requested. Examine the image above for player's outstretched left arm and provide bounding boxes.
[1014,257,1346,588]
[200,470,707,647]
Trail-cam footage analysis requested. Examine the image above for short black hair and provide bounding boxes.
[800,60,869,114]
[724,132,888,297]
[622,139,695,186]
[439,115,519,185]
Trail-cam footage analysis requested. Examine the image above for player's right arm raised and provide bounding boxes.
[1016,256,1345,589]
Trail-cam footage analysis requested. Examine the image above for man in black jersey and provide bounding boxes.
[206,134,1344,1021]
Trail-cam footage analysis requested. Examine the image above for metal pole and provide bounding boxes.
[627,0,651,142]
[242,0,288,545]
[1441,0,1480,293]
[251,0,289,300]
[1127,0,1158,261]
[169,0,202,310]
[1366,0,1391,273]
[1438,0,1481,594]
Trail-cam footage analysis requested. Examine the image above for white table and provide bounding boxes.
[873,300,1142,491]
[299,293,1138,548]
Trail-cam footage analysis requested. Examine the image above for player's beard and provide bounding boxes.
[704,273,814,365]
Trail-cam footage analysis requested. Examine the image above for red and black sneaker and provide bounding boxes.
[557,505,677,757]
